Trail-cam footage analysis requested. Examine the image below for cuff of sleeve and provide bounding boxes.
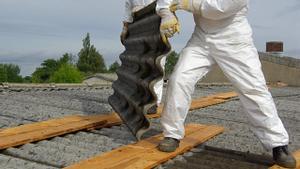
[123,16,133,23]
[156,1,171,12]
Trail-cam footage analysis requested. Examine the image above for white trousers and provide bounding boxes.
[154,56,166,105]
[161,26,289,150]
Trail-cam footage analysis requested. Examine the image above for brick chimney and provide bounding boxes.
[266,41,283,56]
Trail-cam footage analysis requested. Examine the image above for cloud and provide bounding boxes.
[0,51,58,76]
[0,0,299,76]
[274,3,300,17]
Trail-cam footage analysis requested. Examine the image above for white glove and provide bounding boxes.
[157,9,180,38]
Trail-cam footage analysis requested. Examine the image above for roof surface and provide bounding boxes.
[0,85,299,169]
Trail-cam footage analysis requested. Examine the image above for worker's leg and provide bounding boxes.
[154,56,167,106]
[161,44,215,140]
[212,41,289,150]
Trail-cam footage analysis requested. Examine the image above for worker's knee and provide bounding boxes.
[169,69,196,92]
[238,84,270,98]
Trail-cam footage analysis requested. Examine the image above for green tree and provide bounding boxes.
[0,64,23,83]
[49,64,83,83]
[108,61,120,72]
[32,59,58,83]
[165,51,179,75]
[23,76,32,83]
[58,53,76,66]
[31,53,74,83]
[77,33,106,74]
[0,64,8,82]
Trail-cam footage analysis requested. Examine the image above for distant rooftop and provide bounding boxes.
[259,52,300,69]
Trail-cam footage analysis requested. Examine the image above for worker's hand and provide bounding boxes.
[157,9,180,38]
[120,22,129,45]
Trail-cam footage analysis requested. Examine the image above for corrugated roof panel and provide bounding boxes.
[108,1,171,140]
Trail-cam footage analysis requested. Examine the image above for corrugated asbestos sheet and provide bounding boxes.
[108,1,171,140]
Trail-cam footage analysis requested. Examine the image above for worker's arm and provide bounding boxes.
[123,0,133,23]
[157,0,248,20]
[121,0,133,44]
[156,0,173,11]
[200,0,248,20]
[156,0,180,38]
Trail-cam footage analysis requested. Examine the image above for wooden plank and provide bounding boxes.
[269,150,300,169]
[190,98,225,111]
[86,113,122,130]
[189,92,238,111]
[0,115,84,137]
[64,124,224,169]
[0,117,107,149]
[0,91,236,150]
[210,91,237,99]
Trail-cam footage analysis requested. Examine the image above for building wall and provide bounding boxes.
[199,54,300,86]
[261,61,300,86]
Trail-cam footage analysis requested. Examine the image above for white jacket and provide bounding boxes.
[157,0,249,33]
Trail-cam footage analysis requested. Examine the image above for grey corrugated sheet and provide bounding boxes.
[109,1,171,140]
[0,86,299,169]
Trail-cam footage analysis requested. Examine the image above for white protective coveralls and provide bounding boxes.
[156,0,289,150]
[124,0,167,105]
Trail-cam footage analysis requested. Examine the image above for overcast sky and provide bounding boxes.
[0,0,299,76]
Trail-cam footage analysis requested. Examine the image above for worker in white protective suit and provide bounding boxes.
[155,0,296,168]
[121,0,167,114]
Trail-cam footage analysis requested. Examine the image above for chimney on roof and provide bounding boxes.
[266,41,283,56]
